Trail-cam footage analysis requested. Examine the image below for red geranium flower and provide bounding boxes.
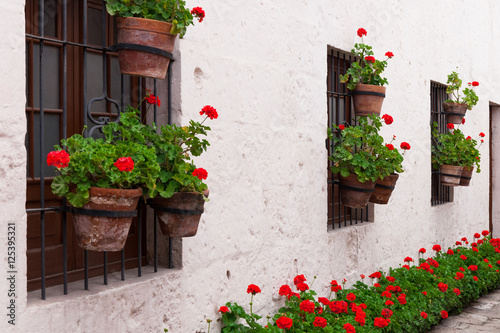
[343,322,356,333]
[462,118,466,124]
[329,301,348,314]
[382,308,393,318]
[347,293,356,301]
[385,51,394,58]
[299,300,315,313]
[47,150,70,168]
[478,239,484,244]
[459,267,465,272]
[385,300,394,306]
[473,276,478,281]
[218,306,229,313]
[357,28,367,37]
[369,271,382,279]
[479,132,486,138]
[404,257,413,263]
[374,317,390,328]
[192,168,208,180]
[455,272,464,280]
[360,274,365,279]
[482,230,489,236]
[461,237,468,242]
[441,310,448,319]
[318,297,330,306]
[278,285,292,296]
[114,157,134,172]
[382,114,393,124]
[447,249,454,255]
[447,123,454,129]
[397,293,407,304]
[402,264,410,270]
[438,282,448,292]
[365,56,376,63]
[421,311,428,319]
[146,94,161,106]
[374,283,381,288]
[339,124,345,130]
[294,274,307,285]
[456,241,463,245]
[190,7,205,22]
[247,284,261,294]
[453,288,461,295]
[432,244,442,252]
[386,143,394,150]
[313,317,327,328]
[474,232,481,238]
[386,276,395,282]
[468,265,478,271]
[422,291,427,296]
[381,290,392,298]
[276,316,293,329]
[400,142,411,150]
[199,105,218,119]
[296,282,309,292]
[472,81,479,86]
[419,248,426,253]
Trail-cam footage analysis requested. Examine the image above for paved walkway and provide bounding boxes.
[429,288,500,332]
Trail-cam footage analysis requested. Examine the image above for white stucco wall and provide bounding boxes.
[4,0,500,332]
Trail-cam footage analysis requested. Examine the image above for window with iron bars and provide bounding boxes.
[431,81,454,205]
[25,0,176,300]
[327,47,372,230]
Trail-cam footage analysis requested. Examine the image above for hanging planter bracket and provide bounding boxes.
[108,43,174,60]
[147,200,204,215]
[60,205,138,217]
[350,91,386,98]
[339,183,375,193]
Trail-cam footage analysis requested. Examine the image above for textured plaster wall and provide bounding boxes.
[6,0,500,332]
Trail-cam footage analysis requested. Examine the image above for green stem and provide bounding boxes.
[250,294,254,316]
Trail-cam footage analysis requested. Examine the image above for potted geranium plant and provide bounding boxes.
[339,28,394,116]
[47,118,160,252]
[369,115,409,204]
[431,122,466,186]
[103,95,217,237]
[329,114,409,208]
[459,130,484,186]
[104,0,205,79]
[443,70,479,124]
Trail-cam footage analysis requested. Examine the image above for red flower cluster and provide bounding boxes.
[218,306,229,313]
[447,123,454,130]
[460,255,467,260]
[468,265,478,271]
[397,293,407,305]
[455,272,464,280]
[382,114,393,125]
[472,81,479,87]
[374,317,390,328]
[276,316,293,329]
[420,311,428,319]
[386,276,396,282]
[386,143,394,150]
[330,280,342,293]
[329,300,348,314]
[146,94,161,107]
[313,317,327,328]
[369,271,382,279]
[385,51,394,58]
[400,142,411,150]
[299,300,315,313]
[357,28,367,37]
[441,310,448,319]
[114,157,134,172]
[432,244,442,252]
[438,282,448,293]
[344,322,356,333]
[447,249,454,255]
[404,257,413,263]
[419,248,426,254]
[296,282,309,292]
[192,168,208,180]
[365,56,376,63]
[339,124,345,130]
[381,308,393,319]
[474,232,481,238]
[453,288,461,296]
[47,150,70,168]
[246,284,261,295]
[200,105,218,119]
[278,285,291,296]
[190,7,205,22]
[346,293,356,301]
[482,230,489,236]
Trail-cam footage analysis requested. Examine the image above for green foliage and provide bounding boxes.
[104,0,197,37]
[339,35,392,90]
[445,71,479,110]
[431,122,482,171]
[50,124,160,207]
[328,115,404,183]
[215,233,500,332]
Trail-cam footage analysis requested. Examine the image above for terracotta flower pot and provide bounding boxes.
[439,165,464,187]
[459,166,474,186]
[151,192,205,237]
[369,173,399,204]
[71,187,142,252]
[351,84,386,117]
[339,174,376,209]
[442,102,468,124]
[116,17,177,79]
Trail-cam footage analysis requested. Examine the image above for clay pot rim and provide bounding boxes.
[116,16,175,35]
[89,186,143,197]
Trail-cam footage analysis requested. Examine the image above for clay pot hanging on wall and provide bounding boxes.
[439,165,464,187]
[442,102,468,124]
[369,173,399,204]
[459,166,474,186]
[116,17,177,79]
[150,192,205,237]
[351,84,386,117]
[339,174,376,209]
[68,187,142,252]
